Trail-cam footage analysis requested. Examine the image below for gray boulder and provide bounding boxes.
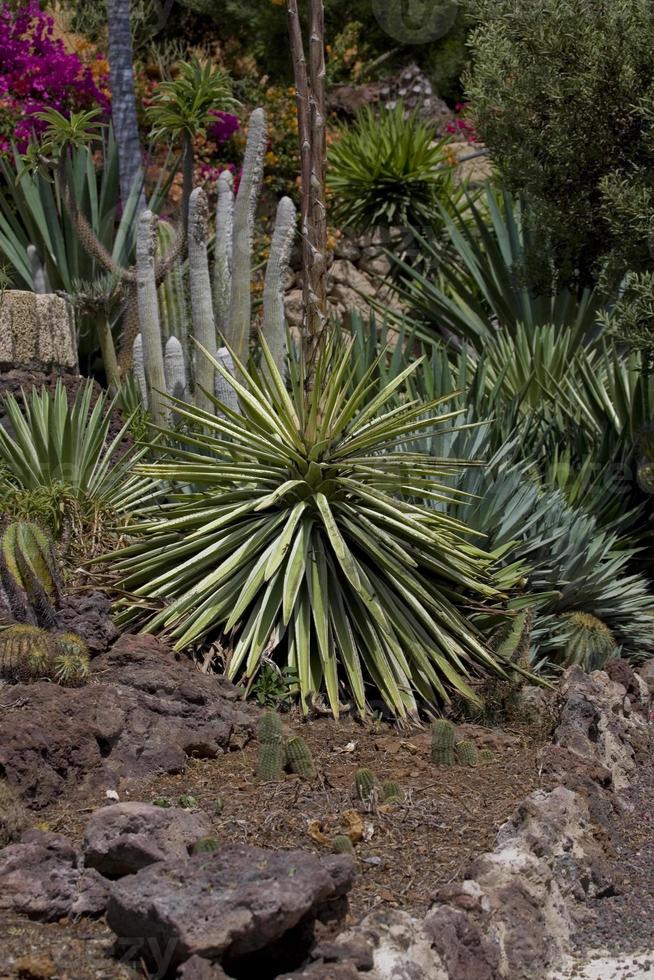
[0,830,109,921]
[107,843,354,973]
[83,802,213,877]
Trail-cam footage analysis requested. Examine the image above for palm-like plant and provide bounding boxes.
[327,104,461,232]
[147,59,238,225]
[108,337,512,718]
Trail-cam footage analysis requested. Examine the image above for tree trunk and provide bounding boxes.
[106,0,146,211]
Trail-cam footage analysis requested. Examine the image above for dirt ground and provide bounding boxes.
[0,714,554,980]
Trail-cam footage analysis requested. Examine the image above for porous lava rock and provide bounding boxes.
[106,844,354,974]
[0,634,256,807]
[0,830,109,922]
[83,802,213,877]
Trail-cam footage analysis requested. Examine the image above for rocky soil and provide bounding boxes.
[0,633,651,980]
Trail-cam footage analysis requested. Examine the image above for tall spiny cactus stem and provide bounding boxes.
[262,196,297,380]
[157,219,191,378]
[189,188,218,416]
[214,347,241,416]
[136,210,168,427]
[164,336,188,404]
[132,334,148,408]
[227,108,267,368]
[213,170,234,338]
[27,245,51,294]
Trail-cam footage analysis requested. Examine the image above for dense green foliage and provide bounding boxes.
[467,0,654,291]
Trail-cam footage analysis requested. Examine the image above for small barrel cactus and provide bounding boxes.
[192,836,220,854]
[431,719,455,766]
[355,767,376,802]
[286,736,315,779]
[456,740,479,767]
[0,624,52,681]
[258,710,284,744]
[52,633,90,687]
[382,780,403,803]
[332,834,354,855]
[479,748,495,763]
[256,741,286,782]
[561,611,616,672]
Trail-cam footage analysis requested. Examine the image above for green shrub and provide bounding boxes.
[466,0,654,289]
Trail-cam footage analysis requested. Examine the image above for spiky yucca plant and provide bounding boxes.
[108,337,509,718]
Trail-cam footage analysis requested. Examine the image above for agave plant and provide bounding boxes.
[108,337,513,718]
[0,382,159,544]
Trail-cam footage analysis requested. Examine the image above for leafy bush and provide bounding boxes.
[328,104,460,232]
[108,338,513,718]
[466,0,654,289]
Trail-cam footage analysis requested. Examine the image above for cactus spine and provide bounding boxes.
[256,741,286,781]
[479,748,494,763]
[263,196,297,380]
[258,710,284,744]
[456,740,479,767]
[561,612,616,671]
[189,187,218,415]
[0,625,52,681]
[227,108,267,367]
[355,768,376,802]
[136,210,168,427]
[286,736,315,779]
[332,834,354,855]
[52,632,90,687]
[213,169,234,337]
[431,719,455,766]
[0,522,60,627]
[382,780,403,803]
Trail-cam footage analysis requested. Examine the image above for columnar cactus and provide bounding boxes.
[136,210,168,427]
[256,741,286,781]
[157,219,190,353]
[286,735,315,779]
[263,196,297,380]
[189,187,218,416]
[332,834,354,855]
[382,780,403,803]
[258,709,284,745]
[227,108,267,367]
[0,522,61,627]
[431,719,455,766]
[355,768,376,802]
[213,169,234,337]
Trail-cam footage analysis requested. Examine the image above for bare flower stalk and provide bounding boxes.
[287,0,328,383]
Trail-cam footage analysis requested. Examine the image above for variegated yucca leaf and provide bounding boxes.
[108,335,513,718]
